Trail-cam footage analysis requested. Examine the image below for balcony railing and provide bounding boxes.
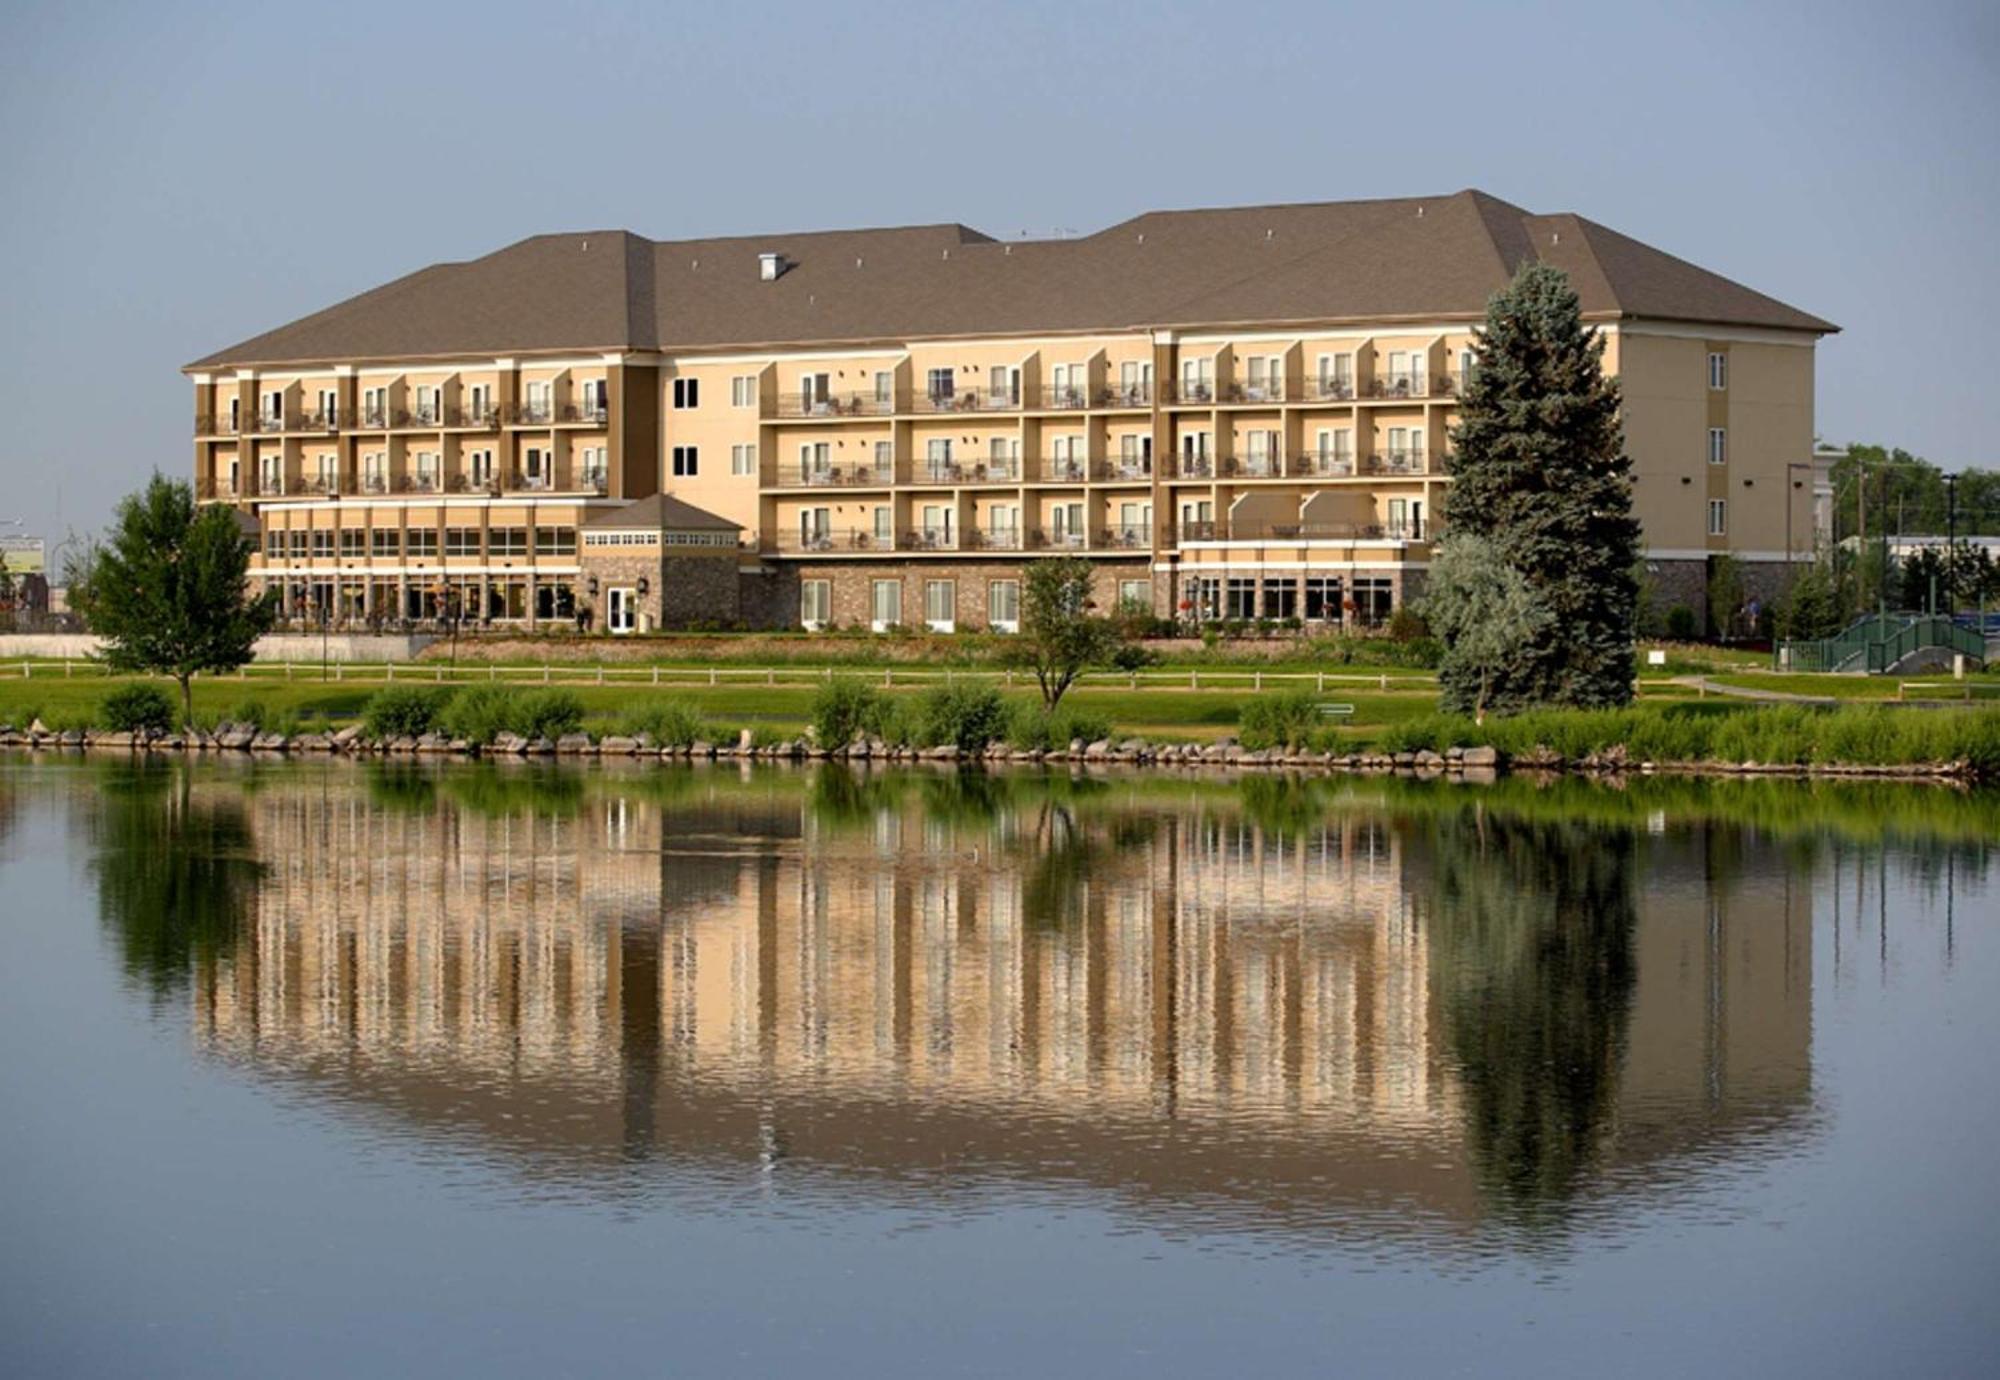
[509,402,555,424]
[1037,382,1093,411]
[1092,458,1154,481]
[448,405,500,429]
[1219,453,1287,479]
[1169,519,1428,544]
[911,457,1025,484]
[772,392,898,418]
[1096,382,1154,408]
[776,528,897,554]
[1038,456,1089,482]
[911,387,1021,414]
[901,526,958,551]
[1366,373,1439,400]
[297,476,343,496]
[1364,445,1429,475]
[395,474,443,495]
[253,412,287,433]
[1029,527,1091,551]
[446,473,501,496]
[1094,526,1152,550]
[1166,380,1216,405]
[195,415,240,436]
[1175,454,1215,478]
[791,465,895,488]
[1302,377,1356,402]
[357,409,390,430]
[1291,451,1357,477]
[964,527,1024,552]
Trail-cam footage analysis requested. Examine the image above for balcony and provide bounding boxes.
[964,526,1024,552]
[195,476,238,500]
[1175,454,1215,479]
[508,402,555,425]
[297,409,341,432]
[1291,451,1356,477]
[1364,445,1428,475]
[1219,453,1287,480]
[1094,526,1152,551]
[1037,381,1093,411]
[1169,519,1427,544]
[1301,376,1356,403]
[776,527,897,554]
[901,525,958,552]
[911,457,1024,485]
[1365,373,1444,400]
[772,391,898,419]
[1166,380,1215,405]
[1095,381,1154,408]
[195,415,240,437]
[790,465,895,488]
[911,387,1021,415]
[1029,527,1091,552]
[252,412,287,433]
[296,476,343,497]
[447,405,500,429]
[1091,458,1154,482]
[1038,456,1089,483]
[357,409,391,431]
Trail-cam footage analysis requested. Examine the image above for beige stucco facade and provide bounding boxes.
[191,304,1822,633]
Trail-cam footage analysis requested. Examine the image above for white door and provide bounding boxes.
[607,587,637,634]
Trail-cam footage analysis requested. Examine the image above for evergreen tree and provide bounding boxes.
[1439,263,1640,712]
[1777,560,1845,640]
[73,474,274,725]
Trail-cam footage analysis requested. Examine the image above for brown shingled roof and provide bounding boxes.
[583,493,741,532]
[185,190,1835,369]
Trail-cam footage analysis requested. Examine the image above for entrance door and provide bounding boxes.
[607,587,637,635]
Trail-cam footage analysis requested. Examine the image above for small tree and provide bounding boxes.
[73,474,274,725]
[1706,553,1746,640]
[1778,561,1845,640]
[1422,536,1555,724]
[1018,557,1120,710]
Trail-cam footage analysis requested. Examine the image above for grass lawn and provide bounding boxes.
[1704,673,1999,702]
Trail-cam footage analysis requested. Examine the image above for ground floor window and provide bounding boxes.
[1353,577,1393,626]
[1184,578,1220,622]
[1262,577,1297,621]
[801,579,830,630]
[1304,576,1344,623]
[535,582,578,621]
[871,579,901,631]
[1117,579,1150,614]
[1225,577,1257,621]
[988,579,1020,632]
[924,579,956,632]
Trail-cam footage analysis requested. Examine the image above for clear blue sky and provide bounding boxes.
[2,0,1995,556]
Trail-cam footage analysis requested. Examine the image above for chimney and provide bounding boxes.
[759,252,788,281]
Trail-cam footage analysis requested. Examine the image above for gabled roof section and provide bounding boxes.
[185,191,1834,369]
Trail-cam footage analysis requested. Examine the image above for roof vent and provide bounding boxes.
[1415,205,1424,218]
[1551,231,1561,246]
[759,252,788,281]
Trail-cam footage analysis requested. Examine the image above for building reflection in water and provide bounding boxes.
[143,762,1833,1240]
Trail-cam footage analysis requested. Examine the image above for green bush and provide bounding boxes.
[437,685,515,745]
[99,683,178,734]
[227,698,270,731]
[618,700,705,747]
[810,679,884,747]
[363,686,453,739]
[1005,701,1115,750]
[1665,605,1699,640]
[913,684,1009,751]
[1237,687,1325,751]
[513,689,585,741]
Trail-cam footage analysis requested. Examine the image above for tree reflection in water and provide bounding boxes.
[1422,810,1639,1227]
[86,759,265,1000]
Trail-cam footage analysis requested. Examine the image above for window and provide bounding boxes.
[578,446,607,489]
[1263,578,1297,621]
[872,506,893,546]
[414,384,440,424]
[1316,353,1354,397]
[262,390,284,426]
[535,526,576,555]
[988,579,1020,632]
[259,454,283,495]
[671,445,699,477]
[1708,427,1727,465]
[1225,577,1257,620]
[578,377,608,420]
[317,388,338,425]
[925,437,953,478]
[340,529,365,557]
[801,372,832,412]
[924,579,956,632]
[310,530,333,557]
[227,396,241,431]
[468,383,492,422]
[801,579,831,630]
[446,528,481,557]
[874,371,895,408]
[372,529,400,557]
[406,529,438,558]
[362,452,387,493]
[1353,577,1393,625]
[1708,352,1727,390]
[1709,499,1727,536]
[672,377,700,409]
[1304,576,1344,622]
[798,441,831,482]
[1180,357,1213,401]
[731,444,756,477]
[871,579,902,631]
[467,449,496,488]
[490,527,527,557]
[314,453,339,490]
[524,380,552,422]
[263,531,283,559]
[1050,362,1086,405]
[1245,355,1282,400]
[520,447,547,488]
[926,367,954,403]
[798,507,831,549]
[288,530,309,558]
[1118,579,1150,613]
[873,440,894,474]
[730,375,756,408]
[363,387,387,427]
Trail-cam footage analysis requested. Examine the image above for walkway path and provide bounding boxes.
[1672,676,1837,706]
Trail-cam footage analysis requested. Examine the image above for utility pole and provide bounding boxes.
[1945,473,1958,618]
[1855,456,1866,621]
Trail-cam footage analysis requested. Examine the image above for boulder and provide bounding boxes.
[555,733,593,755]
[1461,745,1500,768]
[330,724,364,750]
[599,735,640,756]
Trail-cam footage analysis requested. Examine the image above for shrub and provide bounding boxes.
[1665,605,1699,640]
[1237,687,1323,750]
[437,685,516,745]
[513,689,585,741]
[227,698,270,731]
[1005,701,1114,751]
[1386,607,1430,643]
[99,683,177,734]
[810,678,884,747]
[1110,643,1160,673]
[619,700,705,747]
[363,685,453,739]
[913,683,1009,751]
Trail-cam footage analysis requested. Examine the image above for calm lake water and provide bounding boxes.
[1,756,1995,1378]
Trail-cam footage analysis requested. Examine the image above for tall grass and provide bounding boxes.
[1366,703,2000,773]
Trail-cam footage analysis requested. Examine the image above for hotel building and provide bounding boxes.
[185,190,1835,633]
